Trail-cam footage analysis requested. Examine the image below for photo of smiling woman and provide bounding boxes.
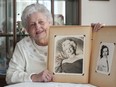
[54,35,84,74]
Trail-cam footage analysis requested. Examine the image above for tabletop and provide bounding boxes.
[5,82,97,87]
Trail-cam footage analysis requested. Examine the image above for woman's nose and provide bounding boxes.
[35,23,41,30]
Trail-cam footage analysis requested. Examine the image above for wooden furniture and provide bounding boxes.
[0,75,7,86]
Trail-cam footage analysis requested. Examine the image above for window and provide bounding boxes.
[16,0,80,26]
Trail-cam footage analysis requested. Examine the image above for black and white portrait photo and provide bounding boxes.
[96,42,115,75]
[54,35,85,74]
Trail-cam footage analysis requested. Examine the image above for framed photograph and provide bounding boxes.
[48,26,92,83]
[96,42,115,75]
[89,26,116,87]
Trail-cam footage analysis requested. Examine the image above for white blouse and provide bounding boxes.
[6,36,48,84]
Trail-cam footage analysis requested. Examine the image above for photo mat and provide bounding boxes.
[90,26,116,87]
[48,26,92,83]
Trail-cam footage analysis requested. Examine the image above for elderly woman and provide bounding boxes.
[6,3,53,84]
[6,3,103,84]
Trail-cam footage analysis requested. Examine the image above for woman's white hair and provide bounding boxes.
[21,3,53,28]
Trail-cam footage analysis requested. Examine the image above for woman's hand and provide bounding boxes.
[91,23,105,32]
[31,70,53,82]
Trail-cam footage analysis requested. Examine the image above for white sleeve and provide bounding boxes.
[6,43,32,84]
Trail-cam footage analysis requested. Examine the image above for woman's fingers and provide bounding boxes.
[42,70,53,82]
[91,23,105,32]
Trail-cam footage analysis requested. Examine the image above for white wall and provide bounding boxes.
[81,0,116,25]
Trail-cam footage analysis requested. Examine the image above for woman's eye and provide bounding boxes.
[30,23,35,27]
[39,21,44,25]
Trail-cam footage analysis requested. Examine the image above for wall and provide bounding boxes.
[81,0,116,25]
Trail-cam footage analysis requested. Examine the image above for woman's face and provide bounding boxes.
[64,45,74,56]
[103,48,108,57]
[62,40,75,56]
[26,12,51,45]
